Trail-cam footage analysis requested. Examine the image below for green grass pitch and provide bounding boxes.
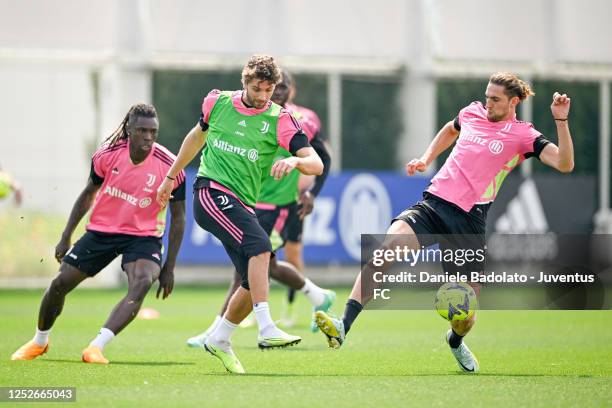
[1,286,611,407]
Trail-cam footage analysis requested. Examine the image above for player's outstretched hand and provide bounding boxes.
[54,237,71,263]
[156,265,174,299]
[298,190,314,220]
[156,177,174,207]
[271,157,299,180]
[405,158,427,176]
[551,92,571,119]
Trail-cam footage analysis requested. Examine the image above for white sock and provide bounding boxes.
[210,318,237,343]
[90,328,115,350]
[253,302,277,336]
[300,278,326,307]
[207,318,237,353]
[204,315,222,336]
[33,328,50,346]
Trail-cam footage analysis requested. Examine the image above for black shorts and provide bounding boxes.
[193,180,271,290]
[393,192,490,274]
[255,202,300,250]
[62,231,163,276]
[285,204,303,243]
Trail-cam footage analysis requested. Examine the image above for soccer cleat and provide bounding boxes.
[186,331,209,348]
[445,330,479,373]
[311,290,336,332]
[204,342,245,374]
[257,330,301,350]
[81,345,109,364]
[11,341,49,361]
[315,311,345,349]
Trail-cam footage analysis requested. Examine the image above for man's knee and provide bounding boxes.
[49,276,70,296]
[129,272,154,300]
[49,266,85,296]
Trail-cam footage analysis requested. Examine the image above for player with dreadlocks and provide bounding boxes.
[12,103,186,364]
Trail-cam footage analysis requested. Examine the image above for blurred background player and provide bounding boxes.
[281,73,333,328]
[157,55,323,374]
[315,73,575,373]
[0,168,23,206]
[11,103,186,364]
[186,70,334,348]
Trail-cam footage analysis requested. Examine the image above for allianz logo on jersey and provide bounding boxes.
[104,186,138,206]
[103,186,152,208]
[461,133,504,155]
[212,139,259,162]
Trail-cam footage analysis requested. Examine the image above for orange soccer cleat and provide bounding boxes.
[81,345,109,364]
[11,340,49,361]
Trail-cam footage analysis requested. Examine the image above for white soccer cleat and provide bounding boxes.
[186,331,210,348]
[257,329,301,349]
[446,329,480,373]
[311,290,336,332]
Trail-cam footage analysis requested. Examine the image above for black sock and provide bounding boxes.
[342,299,363,335]
[448,329,464,348]
[287,288,296,304]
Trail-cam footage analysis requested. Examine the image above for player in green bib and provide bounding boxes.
[157,55,323,374]
[185,70,334,349]
[256,71,335,332]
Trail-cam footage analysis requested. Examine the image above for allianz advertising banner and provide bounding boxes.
[176,169,430,265]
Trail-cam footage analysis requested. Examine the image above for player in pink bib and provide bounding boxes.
[315,73,575,373]
[12,104,186,365]
[280,75,332,327]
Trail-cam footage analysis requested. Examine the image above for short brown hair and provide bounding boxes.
[489,72,535,101]
[241,55,282,85]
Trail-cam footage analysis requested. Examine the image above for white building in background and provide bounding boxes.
[0,0,611,216]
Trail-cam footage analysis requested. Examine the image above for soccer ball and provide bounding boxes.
[434,282,478,321]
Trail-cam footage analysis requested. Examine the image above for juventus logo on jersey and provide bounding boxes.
[218,195,230,206]
[146,173,156,187]
[496,123,512,137]
[260,121,269,133]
